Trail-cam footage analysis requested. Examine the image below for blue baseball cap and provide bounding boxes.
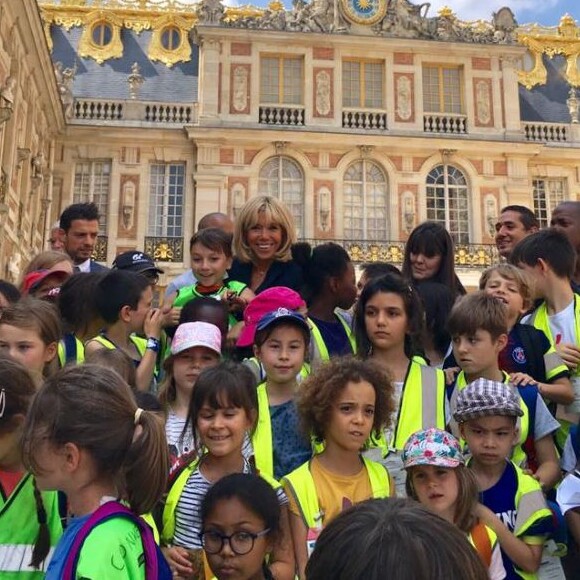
[256,307,309,333]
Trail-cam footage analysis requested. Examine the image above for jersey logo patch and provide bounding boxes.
[512,346,527,365]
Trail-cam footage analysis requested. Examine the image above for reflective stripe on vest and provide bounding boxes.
[453,371,530,467]
[512,463,553,580]
[391,362,446,450]
[161,460,197,545]
[528,296,580,377]
[513,463,552,537]
[0,474,62,577]
[0,545,55,573]
[58,334,85,367]
[308,311,356,364]
[252,383,275,478]
[282,458,390,528]
[160,458,282,546]
[252,382,314,478]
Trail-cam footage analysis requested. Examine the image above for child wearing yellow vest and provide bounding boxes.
[84,270,164,392]
[513,229,580,419]
[0,358,62,578]
[283,357,394,579]
[403,428,505,579]
[455,379,553,580]
[22,364,169,579]
[446,292,561,492]
[252,308,313,481]
[353,273,446,496]
[161,361,295,580]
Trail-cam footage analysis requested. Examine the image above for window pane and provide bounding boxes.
[73,160,110,234]
[343,160,388,240]
[343,61,361,108]
[260,58,280,104]
[283,58,303,105]
[364,63,383,109]
[258,157,304,236]
[148,163,185,237]
[422,66,440,112]
[423,66,462,114]
[426,165,469,244]
[533,178,566,228]
[260,57,303,105]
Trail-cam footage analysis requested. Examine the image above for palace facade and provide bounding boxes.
[1,0,579,286]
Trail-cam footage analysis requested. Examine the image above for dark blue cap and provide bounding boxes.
[256,307,309,333]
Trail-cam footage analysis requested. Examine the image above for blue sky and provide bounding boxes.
[213,0,579,26]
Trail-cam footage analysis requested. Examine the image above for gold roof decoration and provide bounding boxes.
[149,13,194,67]
[222,4,265,23]
[437,6,456,20]
[40,0,198,65]
[517,14,580,89]
[78,10,124,64]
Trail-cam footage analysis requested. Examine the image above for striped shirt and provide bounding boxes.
[172,458,287,549]
[165,411,194,463]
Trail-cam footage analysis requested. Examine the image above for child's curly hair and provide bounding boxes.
[297,357,394,443]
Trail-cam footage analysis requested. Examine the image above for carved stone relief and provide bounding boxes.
[232,66,248,113]
[230,64,250,114]
[395,74,413,122]
[314,69,332,117]
[475,79,492,126]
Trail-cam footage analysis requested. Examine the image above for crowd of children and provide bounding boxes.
[2,197,580,579]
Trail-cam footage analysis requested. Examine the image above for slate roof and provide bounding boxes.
[51,25,199,103]
[519,55,572,124]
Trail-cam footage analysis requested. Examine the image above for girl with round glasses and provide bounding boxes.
[200,473,281,580]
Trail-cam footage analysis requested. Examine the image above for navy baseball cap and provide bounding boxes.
[256,307,309,333]
[112,251,164,274]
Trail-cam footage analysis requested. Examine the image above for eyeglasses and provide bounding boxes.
[199,528,270,555]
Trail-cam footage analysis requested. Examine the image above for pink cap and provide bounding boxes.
[237,286,306,347]
[22,269,70,295]
[171,322,222,357]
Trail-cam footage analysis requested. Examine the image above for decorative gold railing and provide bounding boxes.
[144,236,184,263]
[92,236,108,262]
[301,239,499,269]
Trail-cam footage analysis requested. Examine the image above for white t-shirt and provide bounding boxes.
[522,299,580,412]
[165,411,194,460]
[521,299,576,345]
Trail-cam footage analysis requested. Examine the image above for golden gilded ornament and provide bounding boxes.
[149,14,194,67]
[78,11,124,64]
[517,14,580,89]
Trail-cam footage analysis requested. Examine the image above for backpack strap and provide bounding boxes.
[62,501,158,580]
[471,522,492,569]
[519,385,538,472]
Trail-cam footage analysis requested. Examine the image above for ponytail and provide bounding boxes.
[22,365,169,516]
[125,408,169,514]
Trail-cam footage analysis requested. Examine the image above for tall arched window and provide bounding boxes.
[258,156,304,236]
[343,160,388,240]
[426,164,469,244]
